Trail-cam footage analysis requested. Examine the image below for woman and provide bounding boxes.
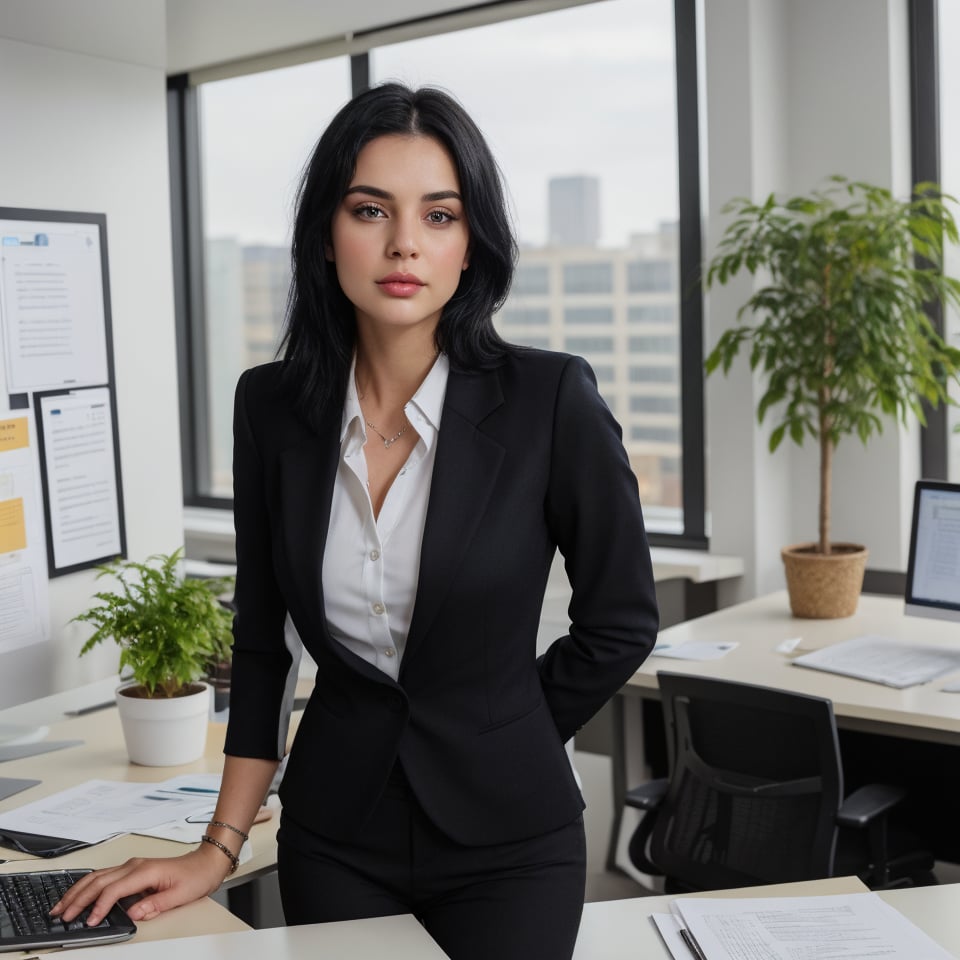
[54,82,659,960]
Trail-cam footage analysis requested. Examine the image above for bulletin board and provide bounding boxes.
[0,207,126,592]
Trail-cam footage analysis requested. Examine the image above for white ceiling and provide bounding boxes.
[0,0,476,74]
[165,0,472,74]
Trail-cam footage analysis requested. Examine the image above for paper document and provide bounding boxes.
[0,776,221,844]
[792,634,960,688]
[662,892,954,960]
[652,641,738,661]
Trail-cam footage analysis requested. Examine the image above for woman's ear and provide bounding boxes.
[325,243,335,262]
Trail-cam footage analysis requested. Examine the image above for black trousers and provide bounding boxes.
[276,764,586,960]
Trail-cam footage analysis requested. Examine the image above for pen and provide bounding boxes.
[63,701,116,717]
[679,928,707,960]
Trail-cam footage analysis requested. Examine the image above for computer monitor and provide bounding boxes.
[904,479,960,624]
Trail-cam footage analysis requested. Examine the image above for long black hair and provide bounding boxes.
[279,82,517,429]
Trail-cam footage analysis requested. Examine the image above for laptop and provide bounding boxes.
[0,868,137,952]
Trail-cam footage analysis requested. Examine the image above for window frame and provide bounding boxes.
[910,0,950,479]
[170,0,707,547]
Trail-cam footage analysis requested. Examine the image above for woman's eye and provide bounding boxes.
[355,204,386,219]
[426,209,456,224]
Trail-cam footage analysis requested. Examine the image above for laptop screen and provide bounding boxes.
[904,480,960,624]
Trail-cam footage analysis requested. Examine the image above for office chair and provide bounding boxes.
[625,672,935,892]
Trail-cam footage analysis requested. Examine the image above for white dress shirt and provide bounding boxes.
[321,353,449,681]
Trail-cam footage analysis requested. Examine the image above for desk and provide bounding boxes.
[574,875,960,959]
[611,591,960,874]
[49,875,960,959]
[0,674,316,946]
[0,695,292,884]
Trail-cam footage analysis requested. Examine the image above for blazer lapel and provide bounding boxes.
[279,419,340,621]
[402,366,505,671]
[278,410,402,688]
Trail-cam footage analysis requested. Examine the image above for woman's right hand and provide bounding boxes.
[50,843,232,927]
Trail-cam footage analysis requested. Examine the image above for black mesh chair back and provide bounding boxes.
[649,672,844,891]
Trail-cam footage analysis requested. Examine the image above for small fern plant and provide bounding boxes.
[73,548,235,698]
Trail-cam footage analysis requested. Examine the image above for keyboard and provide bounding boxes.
[0,869,136,953]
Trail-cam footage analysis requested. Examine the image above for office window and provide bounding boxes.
[629,334,678,353]
[593,365,616,383]
[173,0,704,543]
[631,394,679,413]
[513,263,550,295]
[565,306,614,325]
[628,304,675,324]
[499,307,550,326]
[630,365,677,383]
[566,336,615,354]
[562,262,614,294]
[628,259,673,292]
[631,425,680,443]
[522,336,553,349]
[192,59,351,498]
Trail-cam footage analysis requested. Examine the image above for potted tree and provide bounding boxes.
[73,548,235,764]
[705,177,960,618]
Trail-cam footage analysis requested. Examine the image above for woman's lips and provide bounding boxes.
[377,273,424,297]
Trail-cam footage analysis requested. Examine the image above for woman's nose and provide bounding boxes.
[387,216,419,259]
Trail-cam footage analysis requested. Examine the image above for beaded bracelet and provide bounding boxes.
[208,820,250,843]
[201,834,240,875]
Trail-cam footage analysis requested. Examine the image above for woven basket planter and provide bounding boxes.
[781,542,868,619]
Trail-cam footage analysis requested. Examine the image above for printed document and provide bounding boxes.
[654,892,954,960]
[792,633,960,688]
[0,776,221,844]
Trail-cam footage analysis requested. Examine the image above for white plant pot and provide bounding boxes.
[115,681,211,766]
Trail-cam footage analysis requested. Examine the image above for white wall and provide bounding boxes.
[704,0,919,604]
[0,1,184,707]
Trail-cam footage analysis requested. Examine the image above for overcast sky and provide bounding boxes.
[199,0,679,250]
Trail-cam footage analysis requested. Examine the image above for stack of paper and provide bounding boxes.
[652,892,954,960]
[792,634,960,688]
[0,774,222,846]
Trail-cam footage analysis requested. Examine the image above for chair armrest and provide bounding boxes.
[836,783,907,828]
[625,778,669,811]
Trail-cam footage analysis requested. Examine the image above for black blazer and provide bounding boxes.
[224,347,659,846]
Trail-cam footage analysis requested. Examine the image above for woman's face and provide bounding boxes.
[328,133,470,340]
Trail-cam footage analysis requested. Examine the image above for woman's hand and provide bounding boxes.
[50,844,231,926]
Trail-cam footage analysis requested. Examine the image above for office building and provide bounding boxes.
[549,175,601,247]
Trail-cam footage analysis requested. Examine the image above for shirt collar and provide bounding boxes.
[406,353,449,442]
[340,352,450,447]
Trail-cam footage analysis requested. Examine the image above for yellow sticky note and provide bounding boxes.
[0,418,29,453]
[0,497,27,553]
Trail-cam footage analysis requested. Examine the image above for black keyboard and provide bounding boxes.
[0,869,136,952]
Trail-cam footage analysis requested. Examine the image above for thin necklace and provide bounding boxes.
[355,379,409,450]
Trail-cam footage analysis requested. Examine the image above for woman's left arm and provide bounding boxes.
[539,355,660,742]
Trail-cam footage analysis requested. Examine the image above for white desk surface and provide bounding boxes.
[62,912,450,959]
[626,591,960,744]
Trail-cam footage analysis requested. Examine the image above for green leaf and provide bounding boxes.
[71,548,236,697]
[702,174,960,546]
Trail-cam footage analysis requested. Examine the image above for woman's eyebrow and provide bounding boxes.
[344,185,463,202]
